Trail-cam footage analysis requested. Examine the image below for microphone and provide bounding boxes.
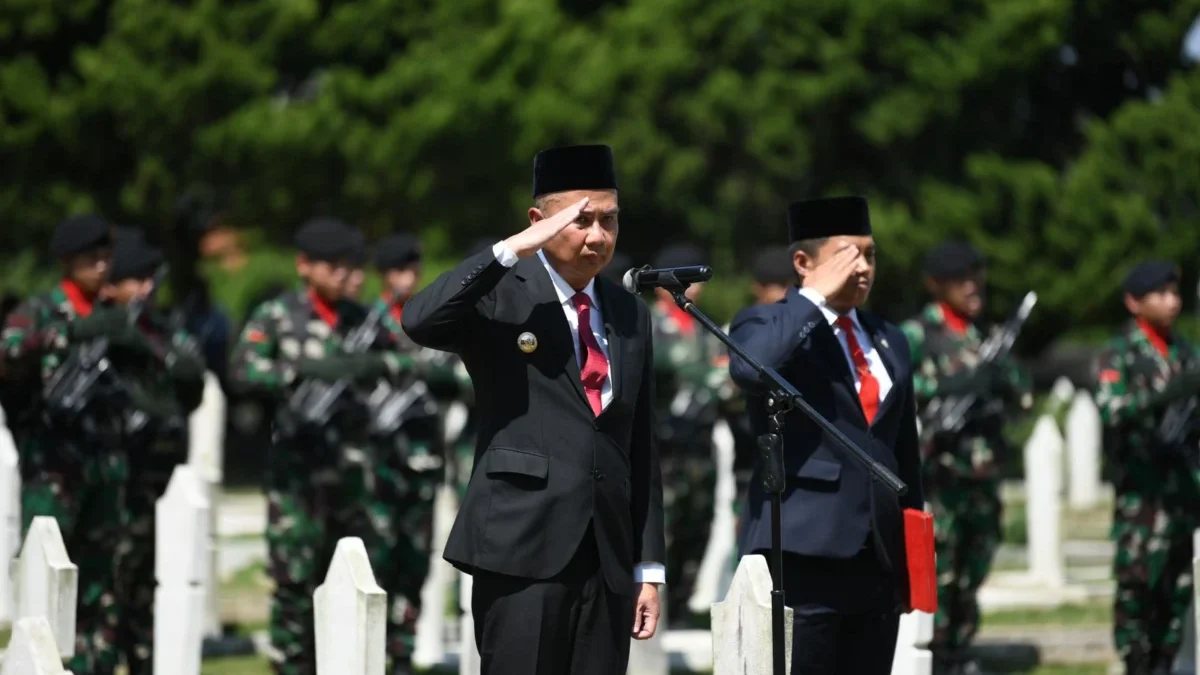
[621,265,713,293]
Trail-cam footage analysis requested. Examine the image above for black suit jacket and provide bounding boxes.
[728,291,924,602]
[402,248,665,593]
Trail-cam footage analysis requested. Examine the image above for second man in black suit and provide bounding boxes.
[401,145,665,675]
[728,197,924,675]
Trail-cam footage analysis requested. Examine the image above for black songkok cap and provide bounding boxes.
[599,251,633,285]
[532,145,618,198]
[52,214,113,258]
[374,233,422,271]
[294,218,355,262]
[109,237,163,282]
[1122,260,1179,297]
[787,196,871,243]
[751,246,796,286]
[653,243,708,270]
[923,240,986,280]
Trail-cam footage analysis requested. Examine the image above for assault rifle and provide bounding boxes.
[285,303,386,431]
[43,266,167,422]
[923,291,1037,436]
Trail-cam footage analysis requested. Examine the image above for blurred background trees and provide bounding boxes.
[3,0,1200,347]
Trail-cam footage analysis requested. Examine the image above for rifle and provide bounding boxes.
[285,302,386,432]
[923,291,1038,436]
[43,266,167,422]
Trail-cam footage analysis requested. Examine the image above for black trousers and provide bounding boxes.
[471,528,634,675]
[778,546,901,675]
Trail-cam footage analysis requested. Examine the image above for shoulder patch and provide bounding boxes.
[1098,369,1120,383]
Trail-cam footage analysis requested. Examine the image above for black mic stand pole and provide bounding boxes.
[659,276,907,675]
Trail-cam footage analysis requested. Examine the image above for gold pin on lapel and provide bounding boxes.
[517,332,538,353]
[881,337,890,349]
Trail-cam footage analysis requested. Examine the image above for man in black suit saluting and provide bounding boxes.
[728,197,924,675]
[402,145,665,675]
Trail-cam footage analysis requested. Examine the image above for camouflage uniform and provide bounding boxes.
[1094,320,1200,674]
[651,300,733,623]
[230,290,411,675]
[1,284,130,675]
[901,303,1030,654]
[115,310,205,675]
[360,298,467,671]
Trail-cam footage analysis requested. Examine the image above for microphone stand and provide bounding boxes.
[659,278,907,675]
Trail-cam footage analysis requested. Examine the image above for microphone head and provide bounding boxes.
[621,268,638,293]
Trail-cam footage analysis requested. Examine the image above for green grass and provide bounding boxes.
[221,561,270,594]
[984,601,1112,627]
[1026,666,1109,675]
[201,656,272,675]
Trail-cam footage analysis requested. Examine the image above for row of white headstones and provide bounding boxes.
[0,374,1193,674]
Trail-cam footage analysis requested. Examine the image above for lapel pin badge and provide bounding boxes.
[881,337,889,349]
[517,332,538,353]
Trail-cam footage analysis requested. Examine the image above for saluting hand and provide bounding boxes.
[802,244,862,300]
[504,197,590,258]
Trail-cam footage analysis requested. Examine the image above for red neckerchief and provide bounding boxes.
[1136,317,1171,359]
[308,288,338,328]
[659,298,695,336]
[939,302,970,335]
[382,292,403,324]
[61,279,94,318]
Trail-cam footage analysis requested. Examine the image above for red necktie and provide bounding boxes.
[836,316,880,424]
[573,292,608,416]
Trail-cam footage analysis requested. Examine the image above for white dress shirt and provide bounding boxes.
[798,287,893,403]
[493,241,665,585]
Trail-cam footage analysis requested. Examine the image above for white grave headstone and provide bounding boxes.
[1182,529,1200,675]
[1066,391,1103,510]
[1049,377,1076,408]
[0,404,20,624]
[314,537,387,675]
[187,371,225,638]
[1024,415,1065,588]
[690,419,738,614]
[0,617,69,675]
[413,484,456,668]
[891,611,934,675]
[711,555,793,675]
[14,516,77,658]
[154,465,211,675]
[459,572,480,675]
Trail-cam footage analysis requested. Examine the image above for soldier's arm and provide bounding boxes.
[1094,348,1143,427]
[162,327,207,412]
[228,302,293,397]
[1,300,65,386]
[900,320,939,404]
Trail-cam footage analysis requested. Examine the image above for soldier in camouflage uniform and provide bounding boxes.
[2,215,158,675]
[104,231,206,675]
[649,243,730,626]
[1094,261,1200,675]
[900,241,1031,675]
[230,218,415,675]
[361,232,463,675]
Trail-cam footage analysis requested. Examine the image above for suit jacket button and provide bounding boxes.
[461,279,469,286]
[593,469,604,480]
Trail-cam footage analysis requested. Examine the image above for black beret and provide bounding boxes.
[787,196,871,242]
[295,218,355,262]
[923,240,986,280]
[347,229,367,267]
[374,233,422,271]
[109,237,163,283]
[751,246,796,285]
[533,145,618,198]
[599,251,633,284]
[52,214,113,258]
[653,243,709,270]
[1122,260,1179,297]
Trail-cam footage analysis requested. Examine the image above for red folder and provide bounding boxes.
[904,508,938,613]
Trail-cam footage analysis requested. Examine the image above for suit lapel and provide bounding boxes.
[513,257,589,409]
[595,278,625,405]
[790,297,865,425]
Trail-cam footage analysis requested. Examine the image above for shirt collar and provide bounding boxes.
[538,250,598,309]
[798,287,860,332]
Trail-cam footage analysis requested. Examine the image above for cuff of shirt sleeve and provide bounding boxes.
[492,241,519,267]
[634,562,666,585]
[798,287,827,308]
